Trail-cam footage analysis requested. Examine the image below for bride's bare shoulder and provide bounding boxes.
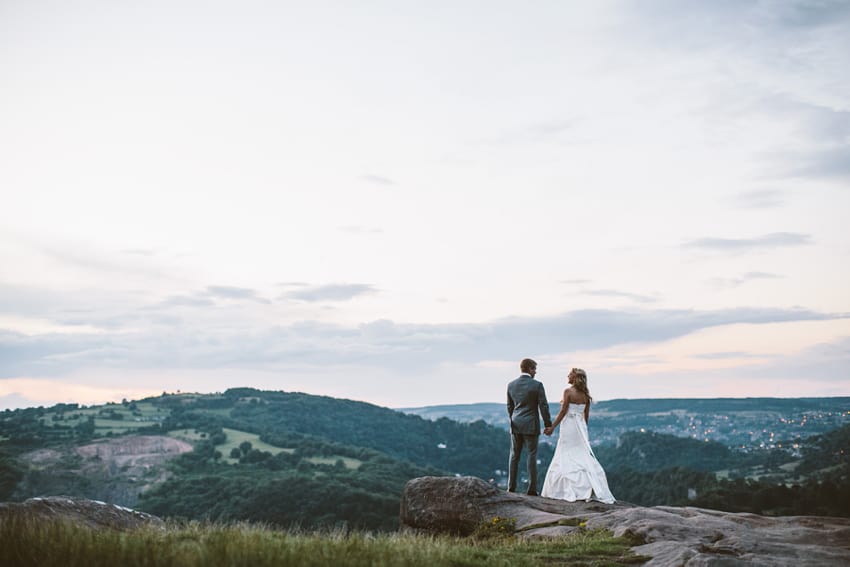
[567,388,588,404]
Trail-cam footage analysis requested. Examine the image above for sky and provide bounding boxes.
[1,1,849,411]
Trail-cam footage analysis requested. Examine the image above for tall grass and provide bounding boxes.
[0,515,648,567]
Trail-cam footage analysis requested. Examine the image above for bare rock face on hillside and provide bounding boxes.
[400,476,850,566]
[15,435,193,507]
[0,496,165,531]
[75,435,193,470]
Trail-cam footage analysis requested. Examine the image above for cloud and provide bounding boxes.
[790,147,850,180]
[0,282,275,332]
[560,279,593,285]
[684,232,812,252]
[690,351,767,360]
[284,284,378,302]
[741,93,850,183]
[0,379,162,410]
[627,1,850,47]
[5,232,173,281]
[360,174,396,186]
[120,248,157,256]
[1,306,845,378]
[579,289,657,304]
[510,119,578,143]
[733,189,785,209]
[482,119,579,146]
[0,283,142,326]
[789,104,850,144]
[760,0,850,29]
[339,226,383,235]
[708,271,783,289]
[205,286,271,304]
[0,392,43,410]
[154,295,216,308]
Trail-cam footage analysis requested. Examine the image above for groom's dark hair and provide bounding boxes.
[520,358,537,373]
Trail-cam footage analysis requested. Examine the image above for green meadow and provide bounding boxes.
[0,515,648,567]
[167,427,362,468]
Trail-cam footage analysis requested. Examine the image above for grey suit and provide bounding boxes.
[507,374,552,494]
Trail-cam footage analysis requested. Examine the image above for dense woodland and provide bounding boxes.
[599,424,850,517]
[1,389,848,529]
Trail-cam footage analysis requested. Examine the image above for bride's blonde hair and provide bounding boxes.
[570,368,592,403]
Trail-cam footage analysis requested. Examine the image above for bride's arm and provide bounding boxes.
[584,402,590,424]
[549,390,570,429]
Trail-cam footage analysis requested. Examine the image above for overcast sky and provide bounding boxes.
[1,1,849,410]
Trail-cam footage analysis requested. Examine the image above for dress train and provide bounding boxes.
[541,403,615,504]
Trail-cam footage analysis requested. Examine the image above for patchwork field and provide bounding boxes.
[40,402,168,436]
[166,427,361,468]
[168,427,294,464]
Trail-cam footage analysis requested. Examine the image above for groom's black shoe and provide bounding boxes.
[526,491,538,496]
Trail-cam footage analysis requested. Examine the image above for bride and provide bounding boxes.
[541,368,615,504]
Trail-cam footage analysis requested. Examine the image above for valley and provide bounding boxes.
[1,390,848,529]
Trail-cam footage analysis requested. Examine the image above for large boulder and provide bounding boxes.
[400,476,850,566]
[0,496,165,531]
[400,475,623,535]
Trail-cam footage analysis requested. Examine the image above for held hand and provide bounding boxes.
[543,426,553,436]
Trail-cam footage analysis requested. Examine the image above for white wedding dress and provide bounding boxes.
[541,403,615,504]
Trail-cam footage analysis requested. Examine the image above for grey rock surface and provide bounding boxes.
[400,476,850,566]
[16,435,193,507]
[0,496,165,531]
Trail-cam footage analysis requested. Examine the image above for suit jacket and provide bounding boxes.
[507,374,552,435]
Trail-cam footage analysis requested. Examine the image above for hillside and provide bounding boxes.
[0,388,544,530]
[401,399,850,517]
[400,397,850,448]
[1,391,848,528]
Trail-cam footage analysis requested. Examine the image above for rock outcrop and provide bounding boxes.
[401,476,850,566]
[0,496,165,531]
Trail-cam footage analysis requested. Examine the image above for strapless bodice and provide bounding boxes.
[566,403,585,416]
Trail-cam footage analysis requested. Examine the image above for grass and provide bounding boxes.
[41,402,168,437]
[202,428,360,468]
[0,516,649,567]
[167,429,207,442]
[304,456,363,469]
[168,428,296,464]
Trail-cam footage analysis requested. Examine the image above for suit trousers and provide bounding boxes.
[508,433,539,494]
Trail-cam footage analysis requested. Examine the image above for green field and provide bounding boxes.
[40,402,167,436]
[218,428,295,462]
[305,456,363,469]
[165,428,361,469]
[42,409,99,422]
[167,429,207,442]
[93,419,140,431]
[169,428,295,464]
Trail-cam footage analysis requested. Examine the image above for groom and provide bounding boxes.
[506,358,552,496]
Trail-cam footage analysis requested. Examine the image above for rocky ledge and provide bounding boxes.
[400,476,850,566]
[0,496,165,531]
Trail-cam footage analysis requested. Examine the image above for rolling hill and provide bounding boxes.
[1,390,848,527]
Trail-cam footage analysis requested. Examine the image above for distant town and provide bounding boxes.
[400,397,850,453]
